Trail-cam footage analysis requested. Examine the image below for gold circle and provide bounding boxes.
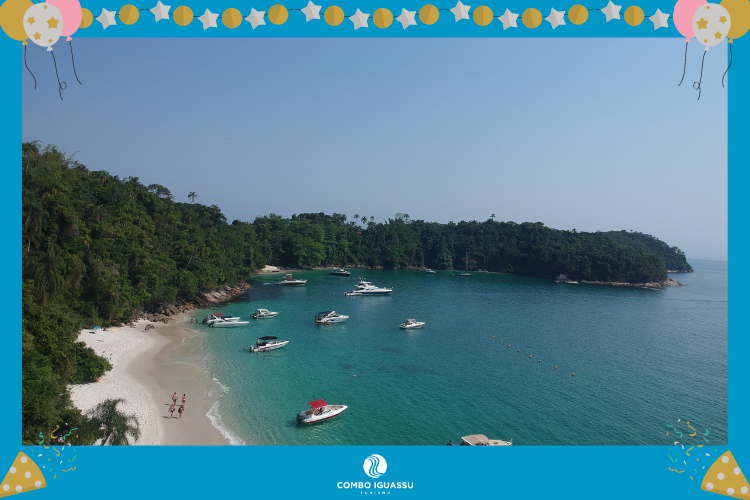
[522,8,542,28]
[173,6,193,26]
[80,7,93,28]
[373,8,393,28]
[324,5,344,26]
[568,4,588,25]
[119,4,140,25]
[419,4,439,25]
[268,4,288,25]
[624,5,645,26]
[473,5,493,26]
[222,7,242,28]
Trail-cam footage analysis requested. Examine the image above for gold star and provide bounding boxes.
[46,16,59,29]
[715,31,723,39]
[706,4,710,8]
[48,38,52,42]
[27,16,35,24]
[720,16,727,23]
[704,38,708,42]
[696,17,708,29]
[33,32,41,40]
[43,4,47,8]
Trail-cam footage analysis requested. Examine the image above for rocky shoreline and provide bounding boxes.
[578,277,685,288]
[131,281,251,324]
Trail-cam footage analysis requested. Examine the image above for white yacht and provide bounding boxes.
[459,434,513,446]
[296,399,348,424]
[355,277,393,295]
[202,313,240,325]
[252,308,279,319]
[209,318,250,328]
[250,336,289,352]
[276,274,307,286]
[425,269,436,274]
[331,268,351,276]
[399,319,426,329]
[314,311,349,324]
[344,290,362,296]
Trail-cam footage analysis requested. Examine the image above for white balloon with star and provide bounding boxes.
[23,2,63,51]
[693,3,731,51]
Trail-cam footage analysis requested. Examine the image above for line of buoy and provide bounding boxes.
[500,339,573,376]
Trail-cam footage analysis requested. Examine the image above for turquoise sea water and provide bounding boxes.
[190,259,727,446]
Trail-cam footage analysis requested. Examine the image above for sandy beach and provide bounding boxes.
[69,316,229,445]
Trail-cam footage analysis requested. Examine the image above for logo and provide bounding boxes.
[363,454,387,478]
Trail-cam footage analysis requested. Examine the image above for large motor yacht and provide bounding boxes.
[252,308,279,319]
[276,274,307,285]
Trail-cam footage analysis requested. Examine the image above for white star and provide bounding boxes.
[245,8,265,29]
[150,1,170,22]
[198,9,218,29]
[301,1,321,22]
[96,8,116,29]
[546,8,566,29]
[650,8,669,29]
[450,1,470,21]
[350,8,369,29]
[498,8,518,29]
[396,8,416,29]
[245,9,266,29]
[601,1,621,22]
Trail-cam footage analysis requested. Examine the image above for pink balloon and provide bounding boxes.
[46,0,82,40]
[673,0,709,41]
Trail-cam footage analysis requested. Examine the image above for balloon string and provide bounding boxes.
[24,45,37,91]
[50,51,67,100]
[722,42,732,88]
[693,51,706,101]
[69,40,82,86]
[678,41,688,86]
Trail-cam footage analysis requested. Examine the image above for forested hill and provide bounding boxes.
[21,142,691,441]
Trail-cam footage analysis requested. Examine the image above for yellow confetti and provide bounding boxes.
[687,421,697,437]
[669,467,685,473]
[687,446,694,456]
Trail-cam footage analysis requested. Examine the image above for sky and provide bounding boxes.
[22,38,728,259]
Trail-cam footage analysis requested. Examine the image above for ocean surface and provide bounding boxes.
[184,259,727,446]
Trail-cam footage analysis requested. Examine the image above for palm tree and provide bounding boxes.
[86,398,141,446]
[361,216,367,225]
[188,192,197,203]
[30,249,64,305]
[490,214,496,221]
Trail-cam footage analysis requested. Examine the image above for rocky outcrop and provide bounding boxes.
[135,282,251,323]
[578,277,685,288]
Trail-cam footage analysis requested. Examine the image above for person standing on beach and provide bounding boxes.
[182,394,186,406]
[172,392,178,406]
[169,404,175,419]
[178,405,184,419]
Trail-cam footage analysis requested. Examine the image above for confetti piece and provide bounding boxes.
[54,475,56,479]
[63,428,78,441]
[53,447,60,456]
[37,454,42,457]
[694,469,698,473]
[703,429,710,443]
[706,453,711,457]
[67,456,77,462]
[690,476,693,481]
[698,445,704,448]
[669,467,685,473]
[667,425,683,438]
[675,441,685,449]
[687,421,697,437]
[667,455,678,462]
[38,432,44,445]
[687,446,694,456]
[62,466,76,472]
[50,425,59,439]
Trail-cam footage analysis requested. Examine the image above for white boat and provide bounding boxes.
[296,399,348,424]
[399,319,426,329]
[344,290,362,296]
[459,434,513,446]
[203,313,240,325]
[314,311,349,324]
[355,277,392,295]
[458,252,472,276]
[252,308,279,319]
[331,268,351,276]
[276,274,307,286]
[250,335,289,352]
[425,269,436,274]
[209,318,250,328]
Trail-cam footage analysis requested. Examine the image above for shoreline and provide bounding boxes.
[69,316,230,445]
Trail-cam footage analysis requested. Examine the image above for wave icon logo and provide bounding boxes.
[363,454,387,478]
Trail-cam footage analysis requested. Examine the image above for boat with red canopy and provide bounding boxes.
[296,399,348,424]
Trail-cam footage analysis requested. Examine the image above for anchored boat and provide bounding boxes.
[296,399,348,424]
[250,336,289,352]
[399,319,426,329]
[314,311,349,324]
[331,268,351,276]
[276,274,307,286]
[252,308,279,319]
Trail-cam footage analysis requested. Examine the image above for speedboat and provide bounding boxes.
[314,311,349,324]
[250,336,289,352]
[459,434,513,446]
[252,308,279,319]
[209,318,250,328]
[276,274,307,286]
[203,313,241,325]
[425,269,436,274]
[458,272,472,277]
[296,399,347,424]
[331,268,351,276]
[399,319,426,329]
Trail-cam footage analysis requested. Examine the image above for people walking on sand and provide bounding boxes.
[172,392,178,406]
[178,405,184,419]
[182,394,186,406]
[169,403,176,419]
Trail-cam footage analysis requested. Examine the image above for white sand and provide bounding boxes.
[68,320,161,445]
